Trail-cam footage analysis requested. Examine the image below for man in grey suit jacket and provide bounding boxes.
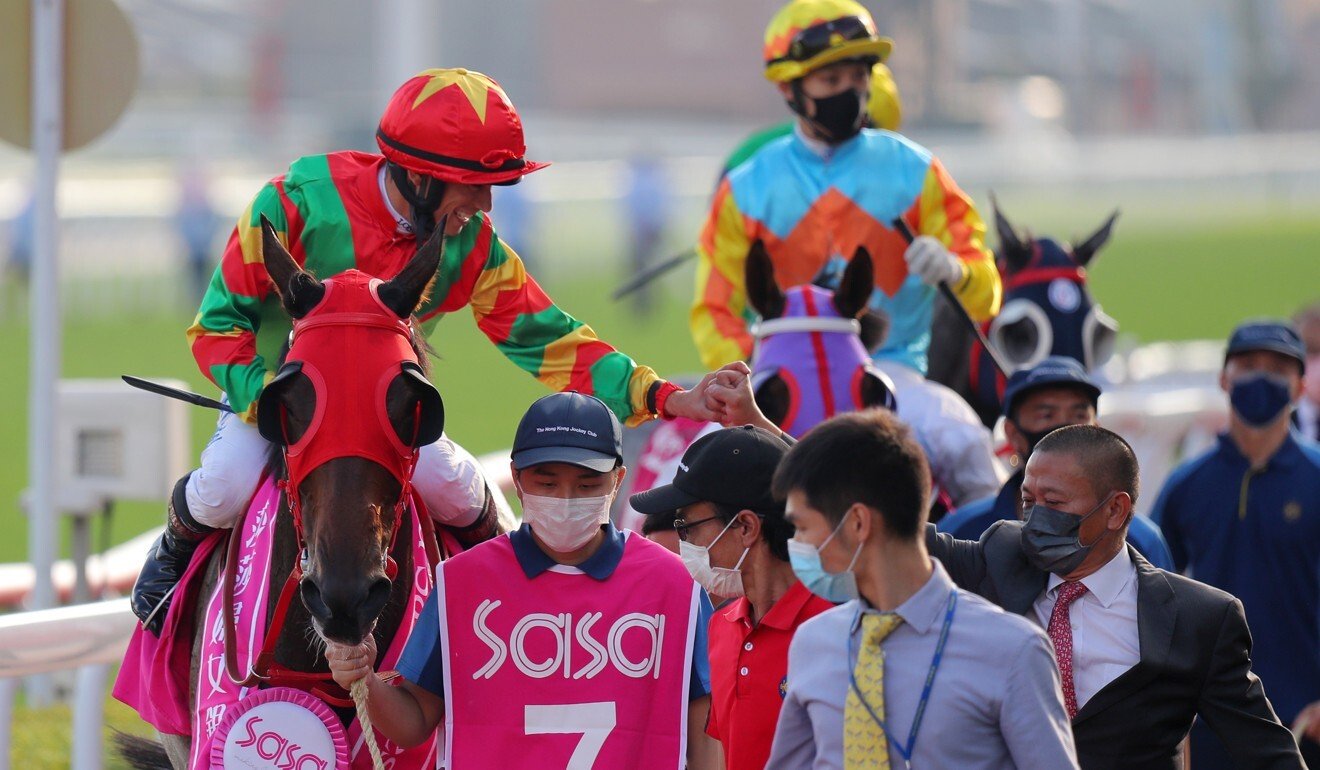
[928,424,1304,770]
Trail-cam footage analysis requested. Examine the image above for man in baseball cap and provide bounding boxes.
[938,356,1174,569]
[632,426,833,770]
[329,392,723,767]
[1154,319,1320,769]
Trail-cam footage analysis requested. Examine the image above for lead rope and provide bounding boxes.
[356,412,423,770]
[352,677,386,770]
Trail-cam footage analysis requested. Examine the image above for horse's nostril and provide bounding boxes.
[360,577,392,626]
[300,579,331,622]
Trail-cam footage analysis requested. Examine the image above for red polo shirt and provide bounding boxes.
[706,580,834,770]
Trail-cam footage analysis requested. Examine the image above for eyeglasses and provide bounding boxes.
[673,515,721,543]
[772,15,875,66]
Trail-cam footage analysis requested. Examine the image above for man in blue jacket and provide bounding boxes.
[1154,320,1320,769]
[939,356,1174,569]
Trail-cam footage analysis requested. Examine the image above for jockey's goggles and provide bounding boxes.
[765,15,892,81]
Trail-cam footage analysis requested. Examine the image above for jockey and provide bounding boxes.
[691,0,1001,376]
[132,68,735,633]
[326,392,722,768]
[690,0,1005,507]
[720,60,902,177]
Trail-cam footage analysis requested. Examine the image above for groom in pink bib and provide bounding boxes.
[328,392,723,769]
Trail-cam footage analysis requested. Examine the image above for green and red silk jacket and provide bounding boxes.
[188,151,664,426]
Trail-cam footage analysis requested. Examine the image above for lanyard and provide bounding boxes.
[847,590,958,768]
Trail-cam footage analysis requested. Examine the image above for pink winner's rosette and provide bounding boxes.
[208,687,350,770]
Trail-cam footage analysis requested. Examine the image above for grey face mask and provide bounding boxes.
[1021,492,1115,575]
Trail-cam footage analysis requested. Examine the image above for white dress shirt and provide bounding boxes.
[1032,546,1141,711]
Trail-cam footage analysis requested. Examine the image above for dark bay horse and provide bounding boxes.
[121,221,509,769]
[741,240,896,434]
[927,202,1121,427]
[618,241,894,526]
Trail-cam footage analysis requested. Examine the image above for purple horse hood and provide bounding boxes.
[752,286,876,438]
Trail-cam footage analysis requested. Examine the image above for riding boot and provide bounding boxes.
[130,471,216,635]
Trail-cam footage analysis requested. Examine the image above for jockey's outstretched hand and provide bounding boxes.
[664,367,746,422]
[904,235,964,287]
[326,635,377,690]
[707,362,783,437]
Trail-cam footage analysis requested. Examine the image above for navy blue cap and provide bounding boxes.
[511,392,623,472]
[1002,356,1102,419]
[629,426,789,515]
[1225,320,1306,373]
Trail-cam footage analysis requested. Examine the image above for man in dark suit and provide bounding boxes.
[928,424,1304,770]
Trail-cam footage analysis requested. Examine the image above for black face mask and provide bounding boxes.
[1021,492,1116,575]
[1012,421,1070,459]
[791,85,866,144]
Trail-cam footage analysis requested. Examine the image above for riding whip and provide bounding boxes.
[611,248,696,300]
[889,218,1011,378]
[121,375,234,413]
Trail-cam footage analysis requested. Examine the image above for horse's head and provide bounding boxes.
[990,200,1121,373]
[254,217,446,645]
[745,240,897,438]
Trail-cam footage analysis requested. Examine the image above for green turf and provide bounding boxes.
[8,688,157,769]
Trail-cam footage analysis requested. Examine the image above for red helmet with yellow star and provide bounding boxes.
[376,68,549,186]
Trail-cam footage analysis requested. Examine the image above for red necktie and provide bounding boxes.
[1047,580,1089,719]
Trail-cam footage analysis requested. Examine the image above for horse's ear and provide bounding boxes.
[379,218,445,319]
[744,240,785,319]
[833,246,874,319]
[990,193,1030,274]
[1073,209,1120,267]
[261,215,324,318]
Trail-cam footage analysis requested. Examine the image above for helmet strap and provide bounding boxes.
[787,80,834,143]
[388,162,447,247]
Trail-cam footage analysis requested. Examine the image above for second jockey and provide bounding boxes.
[690,0,1005,506]
[132,68,735,632]
[691,0,1001,375]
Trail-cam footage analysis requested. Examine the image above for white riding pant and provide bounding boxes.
[875,359,1006,507]
[185,400,487,530]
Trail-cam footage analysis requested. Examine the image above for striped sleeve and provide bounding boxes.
[185,179,297,422]
[464,228,662,426]
[916,158,1001,322]
[690,177,755,370]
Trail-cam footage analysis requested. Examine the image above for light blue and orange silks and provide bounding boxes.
[692,128,1001,375]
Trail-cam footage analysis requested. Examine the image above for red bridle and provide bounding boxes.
[222,271,442,708]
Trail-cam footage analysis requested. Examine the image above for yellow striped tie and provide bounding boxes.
[845,612,904,769]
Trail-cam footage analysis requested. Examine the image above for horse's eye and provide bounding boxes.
[990,299,1052,369]
[385,368,445,447]
[257,369,315,445]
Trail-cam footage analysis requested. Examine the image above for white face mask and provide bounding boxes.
[520,492,613,553]
[679,517,750,598]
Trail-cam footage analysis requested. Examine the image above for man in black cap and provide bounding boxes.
[938,356,1174,570]
[1153,319,1320,769]
[630,426,833,770]
[327,392,722,768]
